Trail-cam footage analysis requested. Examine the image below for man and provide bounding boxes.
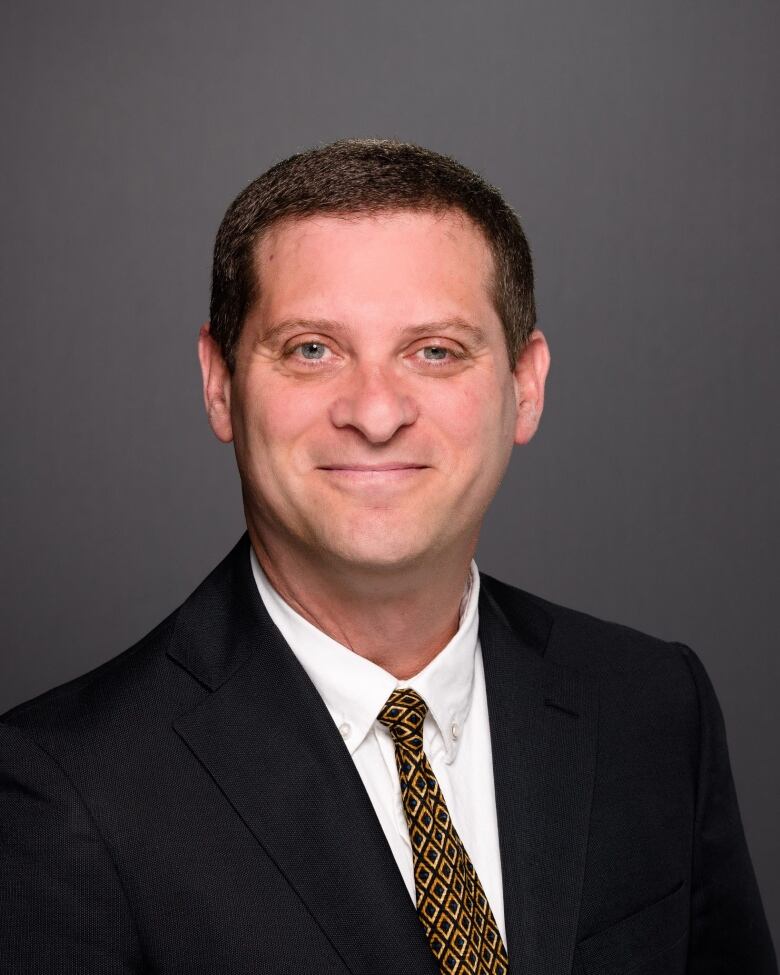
[0,139,775,974]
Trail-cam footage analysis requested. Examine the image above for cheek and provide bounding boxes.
[429,380,513,462]
[237,383,323,469]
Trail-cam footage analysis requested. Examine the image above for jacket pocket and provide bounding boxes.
[572,881,689,974]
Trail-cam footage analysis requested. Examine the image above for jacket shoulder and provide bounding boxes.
[480,572,705,785]
[479,571,694,676]
[0,609,184,746]
[0,536,253,741]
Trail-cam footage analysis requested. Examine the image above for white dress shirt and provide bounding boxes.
[250,548,507,944]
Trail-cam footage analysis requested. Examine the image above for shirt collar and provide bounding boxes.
[249,547,480,763]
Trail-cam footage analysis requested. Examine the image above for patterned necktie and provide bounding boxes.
[378,688,509,975]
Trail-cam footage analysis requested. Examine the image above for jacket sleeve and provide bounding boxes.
[679,645,777,973]
[0,722,144,973]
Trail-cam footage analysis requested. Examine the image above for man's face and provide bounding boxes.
[200,209,549,575]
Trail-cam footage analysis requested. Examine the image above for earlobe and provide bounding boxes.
[512,329,550,446]
[198,323,234,444]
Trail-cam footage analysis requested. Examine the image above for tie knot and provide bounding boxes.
[378,688,428,748]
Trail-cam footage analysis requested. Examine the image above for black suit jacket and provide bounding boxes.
[1,534,776,974]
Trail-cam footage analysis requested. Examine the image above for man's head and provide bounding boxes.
[199,140,549,580]
[209,139,536,373]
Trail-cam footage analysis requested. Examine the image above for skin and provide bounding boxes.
[199,209,550,678]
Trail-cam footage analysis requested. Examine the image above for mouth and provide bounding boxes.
[317,463,430,485]
[319,463,428,472]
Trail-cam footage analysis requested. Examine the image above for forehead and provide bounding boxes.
[251,209,497,321]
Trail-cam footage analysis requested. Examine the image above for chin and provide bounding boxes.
[322,531,435,573]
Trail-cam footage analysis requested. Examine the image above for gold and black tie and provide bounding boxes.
[378,688,509,975]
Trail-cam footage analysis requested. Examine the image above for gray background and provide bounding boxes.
[2,0,778,942]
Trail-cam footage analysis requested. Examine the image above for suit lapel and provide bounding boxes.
[168,535,437,975]
[479,577,598,975]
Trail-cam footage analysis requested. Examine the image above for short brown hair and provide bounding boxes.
[210,138,535,371]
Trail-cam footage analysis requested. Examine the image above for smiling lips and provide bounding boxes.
[318,463,429,483]
[320,463,427,471]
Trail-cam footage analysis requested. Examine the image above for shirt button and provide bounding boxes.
[339,722,351,739]
[451,722,460,740]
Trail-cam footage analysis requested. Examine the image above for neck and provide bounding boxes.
[246,524,475,680]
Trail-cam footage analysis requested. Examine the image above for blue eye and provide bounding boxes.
[299,342,326,359]
[422,346,449,360]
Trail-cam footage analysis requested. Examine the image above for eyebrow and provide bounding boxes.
[257,317,488,346]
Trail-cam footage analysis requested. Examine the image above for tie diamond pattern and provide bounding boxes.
[378,688,509,975]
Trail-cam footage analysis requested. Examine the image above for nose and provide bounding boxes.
[329,363,419,443]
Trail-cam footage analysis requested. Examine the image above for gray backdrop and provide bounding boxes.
[2,0,778,942]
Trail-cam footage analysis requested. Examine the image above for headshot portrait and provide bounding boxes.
[2,3,778,973]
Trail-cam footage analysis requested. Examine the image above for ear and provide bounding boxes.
[511,328,551,445]
[198,323,234,443]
